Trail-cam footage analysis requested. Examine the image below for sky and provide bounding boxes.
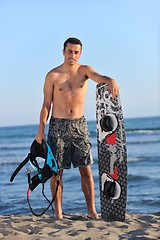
[0,0,160,127]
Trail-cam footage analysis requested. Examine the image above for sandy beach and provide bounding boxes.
[0,212,159,240]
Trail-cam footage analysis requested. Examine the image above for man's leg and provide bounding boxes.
[79,165,99,219]
[50,170,63,219]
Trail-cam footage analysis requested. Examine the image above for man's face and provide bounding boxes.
[63,43,82,65]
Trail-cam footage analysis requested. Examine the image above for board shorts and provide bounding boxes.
[47,116,93,170]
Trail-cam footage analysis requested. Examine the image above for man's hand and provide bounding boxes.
[35,132,46,144]
[108,79,120,99]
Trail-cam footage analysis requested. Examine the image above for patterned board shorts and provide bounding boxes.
[47,116,93,170]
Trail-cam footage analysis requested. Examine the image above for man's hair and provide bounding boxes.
[63,37,83,50]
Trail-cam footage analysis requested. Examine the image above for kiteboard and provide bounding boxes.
[96,83,127,221]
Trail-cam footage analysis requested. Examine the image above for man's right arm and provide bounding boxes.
[35,72,54,143]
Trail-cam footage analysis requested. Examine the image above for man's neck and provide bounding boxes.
[62,62,80,74]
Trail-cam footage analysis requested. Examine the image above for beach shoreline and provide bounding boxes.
[0,212,159,240]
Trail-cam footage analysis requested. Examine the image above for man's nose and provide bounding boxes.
[71,52,75,57]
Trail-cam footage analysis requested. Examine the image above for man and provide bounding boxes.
[35,37,119,219]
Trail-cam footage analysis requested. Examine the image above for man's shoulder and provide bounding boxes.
[78,65,92,78]
[79,64,92,72]
[47,65,62,75]
[46,65,62,81]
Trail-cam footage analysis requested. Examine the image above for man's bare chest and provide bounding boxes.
[55,75,87,92]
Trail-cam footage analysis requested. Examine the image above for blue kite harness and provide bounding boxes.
[10,139,59,216]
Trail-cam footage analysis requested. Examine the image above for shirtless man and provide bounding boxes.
[35,37,119,219]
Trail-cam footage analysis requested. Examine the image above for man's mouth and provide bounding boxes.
[69,58,75,62]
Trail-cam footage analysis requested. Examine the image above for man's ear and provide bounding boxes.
[62,49,65,56]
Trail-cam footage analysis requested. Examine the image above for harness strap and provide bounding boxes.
[10,154,30,182]
[27,174,60,217]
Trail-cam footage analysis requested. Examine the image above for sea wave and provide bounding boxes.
[0,146,28,151]
[0,158,27,166]
[126,139,160,145]
[126,129,160,133]
[128,157,146,163]
[128,174,150,181]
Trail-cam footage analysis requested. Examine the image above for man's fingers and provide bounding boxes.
[113,84,120,98]
[35,137,42,144]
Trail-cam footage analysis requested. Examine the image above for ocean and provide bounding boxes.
[0,116,160,216]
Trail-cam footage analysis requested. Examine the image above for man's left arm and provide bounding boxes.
[82,65,120,98]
